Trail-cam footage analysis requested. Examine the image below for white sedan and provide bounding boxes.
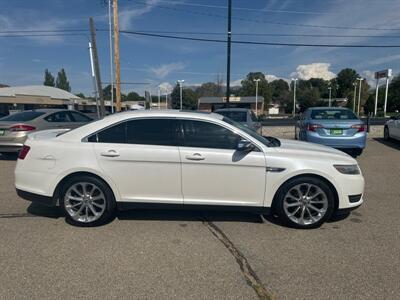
[15,110,364,229]
[384,115,400,141]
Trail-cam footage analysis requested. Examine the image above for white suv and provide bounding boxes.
[15,110,364,228]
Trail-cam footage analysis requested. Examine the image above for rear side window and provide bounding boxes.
[0,111,45,121]
[45,111,74,122]
[69,111,93,122]
[180,120,241,150]
[311,109,358,120]
[87,118,177,146]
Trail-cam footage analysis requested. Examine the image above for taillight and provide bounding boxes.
[307,124,323,132]
[10,124,36,132]
[18,145,30,160]
[351,124,365,132]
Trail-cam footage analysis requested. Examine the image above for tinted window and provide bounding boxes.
[69,111,92,122]
[87,118,177,146]
[45,111,73,122]
[126,119,176,146]
[311,109,358,120]
[216,111,247,122]
[250,111,258,122]
[181,120,241,150]
[88,122,126,143]
[0,111,45,121]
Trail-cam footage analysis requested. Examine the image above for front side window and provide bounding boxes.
[180,120,241,150]
[87,118,177,146]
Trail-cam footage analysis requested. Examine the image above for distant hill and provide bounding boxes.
[0,84,10,88]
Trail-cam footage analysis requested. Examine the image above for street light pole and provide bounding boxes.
[353,82,357,113]
[158,86,161,110]
[291,78,297,117]
[177,80,184,110]
[357,78,363,116]
[253,78,260,116]
[108,0,114,114]
[328,87,332,107]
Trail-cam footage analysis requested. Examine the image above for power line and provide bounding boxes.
[119,30,400,39]
[129,0,400,31]
[119,30,400,48]
[128,0,327,15]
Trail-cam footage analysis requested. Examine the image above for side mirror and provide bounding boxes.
[237,139,254,152]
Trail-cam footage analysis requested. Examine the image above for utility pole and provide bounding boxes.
[177,80,184,110]
[328,86,332,107]
[353,82,357,113]
[108,0,114,114]
[357,78,363,116]
[88,42,100,119]
[225,0,232,105]
[384,76,390,117]
[374,79,379,116]
[253,78,260,116]
[89,17,105,117]
[292,78,297,117]
[158,86,161,109]
[113,0,122,112]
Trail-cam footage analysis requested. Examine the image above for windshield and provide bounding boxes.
[216,111,247,122]
[311,109,358,120]
[223,117,278,147]
[0,111,45,122]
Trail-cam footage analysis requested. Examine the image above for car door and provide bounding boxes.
[178,119,266,207]
[89,118,183,204]
[44,111,74,129]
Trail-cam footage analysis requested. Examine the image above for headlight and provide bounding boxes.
[333,164,360,175]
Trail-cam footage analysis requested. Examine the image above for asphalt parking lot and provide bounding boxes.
[0,137,399,299]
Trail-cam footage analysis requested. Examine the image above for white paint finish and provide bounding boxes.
[15,110,365,212]
[179,147,266,206]
[93,143,182,203]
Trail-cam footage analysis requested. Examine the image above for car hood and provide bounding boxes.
[275,138,357,163]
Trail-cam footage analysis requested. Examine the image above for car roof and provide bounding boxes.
[105,109,223,120]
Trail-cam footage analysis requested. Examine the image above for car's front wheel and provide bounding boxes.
[274,177,335,229]
[60,175,116,226]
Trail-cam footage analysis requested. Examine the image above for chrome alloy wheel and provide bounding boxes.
[283,183,328,226]
[64,182,106,223]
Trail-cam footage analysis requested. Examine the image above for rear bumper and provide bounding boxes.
[16,189,56,206]
[0,143,24,152]
[305,132,366,149]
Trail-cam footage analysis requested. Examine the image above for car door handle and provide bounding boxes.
[100,150,120,157]
[185,153,205,161]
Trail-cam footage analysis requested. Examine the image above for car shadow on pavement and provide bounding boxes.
[373,138,400,150]
[117,209,264,223]
[27,203,64,219]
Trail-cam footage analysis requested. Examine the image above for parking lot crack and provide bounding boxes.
[202,219,276,300]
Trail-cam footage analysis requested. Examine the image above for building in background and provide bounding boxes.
[198,96,264,113]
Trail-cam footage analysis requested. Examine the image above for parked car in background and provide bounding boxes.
[295,107,366,156]
[384,115,400,141]
[0,109,93,155]
[214,108,262,134]
[15,110,364,229]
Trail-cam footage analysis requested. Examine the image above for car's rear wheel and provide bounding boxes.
[60,175,116,226]
[384,126,391,140]
[274,177,335,229]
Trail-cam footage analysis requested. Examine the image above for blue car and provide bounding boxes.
[295,107,366,156]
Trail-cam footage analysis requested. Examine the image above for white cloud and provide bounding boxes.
[231,78,243,87]
[291,63,336,80]
[150,62,186,78]
[361,70,377,87]
[158,82,173,93]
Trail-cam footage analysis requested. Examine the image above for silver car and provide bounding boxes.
[214,108,262,134]
[0,109,93,155]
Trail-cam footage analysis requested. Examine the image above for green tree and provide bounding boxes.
[102,84,115,99]
[171,84,197,110]
[56,68,71,92]
[336,68,359,98]
[75,93,85,98]
[238,72,272,107]
[195,82,221,97]
[126,91,144,101]
[386,75,400,112]
[44,69,55,87]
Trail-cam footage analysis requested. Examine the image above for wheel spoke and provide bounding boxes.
[284,201,301,208]
[288,206,301,217]
[92,201,105,209]
[71,187,83,197]
[308,204,324,214]
[88,203,98,216]
[68,195,83,202]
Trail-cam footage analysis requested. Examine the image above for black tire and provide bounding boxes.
[60,175,116,227]
[384,126,391,141]
[352,148,363,157]
[273,176,335,229]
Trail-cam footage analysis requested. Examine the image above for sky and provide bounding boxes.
[1,0,400,96]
